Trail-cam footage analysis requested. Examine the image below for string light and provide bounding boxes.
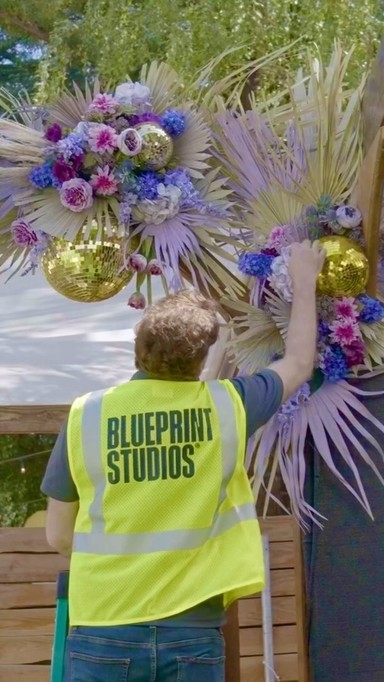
[20,463,26,474]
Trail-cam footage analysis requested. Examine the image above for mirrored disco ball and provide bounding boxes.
[317,236,369,298]
[41,229,133,303]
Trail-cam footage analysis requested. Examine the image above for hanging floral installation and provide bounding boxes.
[213,45,384,527]
[0,63,244,305]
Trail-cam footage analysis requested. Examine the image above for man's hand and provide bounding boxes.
[289,239,326,289]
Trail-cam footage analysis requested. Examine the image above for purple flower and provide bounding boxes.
[161,110,186,137]
[127,113,161,127]
[44,123,62,143]
[11,219,38,247]
[128,254,147,273]
[57,133,85,161]
[238,252,275,278]
[119,202,132,226]
[117,128,142,156]
[52,159,77,184]
[318,321,330,341]
[59,178,93,212]
[29,163,53,189]
[147,259,162,275]
[319,346,349,382]
[128,291,146,309]
[344,339,366,368]
[358,294,384,323]
[336,205,362,229]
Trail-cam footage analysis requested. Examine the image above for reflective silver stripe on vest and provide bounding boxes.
[79,380,239,539]
[206,381,238,507]
[82,389,105,533]
[73,502,256,555]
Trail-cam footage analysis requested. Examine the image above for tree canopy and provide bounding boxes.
[0,0,383,99]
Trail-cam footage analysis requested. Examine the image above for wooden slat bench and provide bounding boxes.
[0,518,308,681]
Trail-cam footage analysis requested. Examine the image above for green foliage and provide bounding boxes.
[0,435,55,527]
[0,0,383,99]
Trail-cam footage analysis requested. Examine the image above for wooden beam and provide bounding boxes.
[352,126,384,296]
[0,406,69,434]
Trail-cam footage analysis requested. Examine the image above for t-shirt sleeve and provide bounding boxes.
[40,421,79,502]
[230,369,283,440]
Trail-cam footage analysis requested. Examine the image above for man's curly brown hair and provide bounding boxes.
[135,289,219,379]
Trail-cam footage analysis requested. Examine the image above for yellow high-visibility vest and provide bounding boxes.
[67,378,265,626]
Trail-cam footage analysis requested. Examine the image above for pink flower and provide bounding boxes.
[88,93,118,115]
[147,259,162,275]
[128,254,147,272]
[334,297,358,320]
[128,292,146,309]
[329,317,361,347]
[11,219,38,247]
[266,225,292,251]
[88,124,118,154]
[59,178,93,212]
[90,165,119,196]
[117,128,142,156]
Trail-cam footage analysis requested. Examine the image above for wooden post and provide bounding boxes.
[222,603,241,682]
[351,126,384,296]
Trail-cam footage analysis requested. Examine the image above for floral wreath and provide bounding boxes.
[0,63,242,307]
[213,46,384,527]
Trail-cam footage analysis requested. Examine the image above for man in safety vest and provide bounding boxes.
[42,240,324,682]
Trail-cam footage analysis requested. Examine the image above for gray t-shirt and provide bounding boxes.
[41,369,283,627]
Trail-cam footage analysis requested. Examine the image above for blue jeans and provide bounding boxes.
[65,625,225,682]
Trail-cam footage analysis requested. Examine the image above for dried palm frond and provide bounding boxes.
[252,380,384,528]
[172,106,211,178]
[140,62,183,113]
[212,43,365,240]
[0,88,45,130]
[47,80,100,128]
[224,300,284,373]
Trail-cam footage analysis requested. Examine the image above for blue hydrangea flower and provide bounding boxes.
[56,133,84,161]
[29,163,53,189]
[277,383,311,425]
[163,168,199,207]
[136,171,162,200]
[238,252,275,278]
[320,346,348,382]
[358,294,384,324]
[161,110,186,137]
[318,321,330,341]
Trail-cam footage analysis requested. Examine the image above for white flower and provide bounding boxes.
[268,246,293,302]
[132,186,182,225]
[115,82,151,108]
[117,128,142,156]
[336,205,362,229]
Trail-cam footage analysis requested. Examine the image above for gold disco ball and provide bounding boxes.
[41,229,134,303]
[134,123,174,170]
[317,236,369,298]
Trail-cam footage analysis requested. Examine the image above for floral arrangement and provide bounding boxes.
[213,46,384,527]
[0,64,242,306]
[238,198,384,386]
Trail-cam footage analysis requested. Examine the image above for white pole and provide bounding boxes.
[261,534,280,681]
